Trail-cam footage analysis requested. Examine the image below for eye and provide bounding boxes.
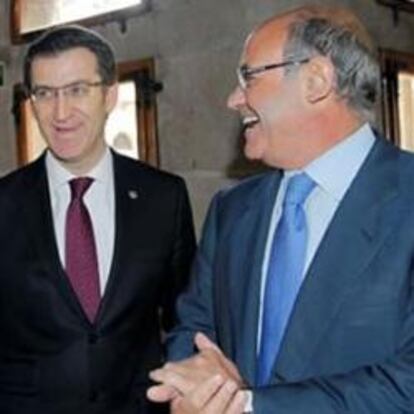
[32,87,53,101]
[240,66,255,87]
[66,83,89,98]
[244,70,254,82]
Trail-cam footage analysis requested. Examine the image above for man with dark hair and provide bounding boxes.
[148,5,414,414]
[0,25,196,414]
[23,25,118,90]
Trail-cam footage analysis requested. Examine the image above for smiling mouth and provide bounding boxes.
[53,124,80,134]
[242,115,260,131]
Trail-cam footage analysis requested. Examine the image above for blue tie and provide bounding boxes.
[256,173,315,386]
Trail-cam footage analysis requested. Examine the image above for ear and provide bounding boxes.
[301,56,335,104]
[104,82,119,113]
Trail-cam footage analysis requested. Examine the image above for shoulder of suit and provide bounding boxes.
[369,136,414,197]
[0,156,45,191]
[221,170,276,194]
[214,170,278,206]
[112,151,187,187]
[396,150,414,194]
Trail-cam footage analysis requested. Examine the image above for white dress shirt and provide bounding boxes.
[46,148,115,294]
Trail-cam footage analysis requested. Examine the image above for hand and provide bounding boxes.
[147,332,244,402]
[170,375,246,414]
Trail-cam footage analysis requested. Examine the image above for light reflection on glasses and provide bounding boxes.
[237,58,310,90]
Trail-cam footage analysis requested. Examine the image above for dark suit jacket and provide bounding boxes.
[167,137,414,413]
[0,152,196,414]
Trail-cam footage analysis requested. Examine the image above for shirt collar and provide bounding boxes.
[46,146,113,192]
[303,123,376,201]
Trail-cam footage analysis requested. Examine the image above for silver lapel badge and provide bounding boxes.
[128,190,139,199]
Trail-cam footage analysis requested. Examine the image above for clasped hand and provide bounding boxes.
[147,332,247,414]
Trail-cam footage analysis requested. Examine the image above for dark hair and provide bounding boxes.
[23,25,117,91]
[283,15,380,122]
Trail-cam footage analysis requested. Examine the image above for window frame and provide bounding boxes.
[380,48,414,147]
[10,0,149,44]
[14,57,160,168]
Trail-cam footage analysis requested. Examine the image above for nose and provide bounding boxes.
[52,91,71,121]
[227,85,246,111]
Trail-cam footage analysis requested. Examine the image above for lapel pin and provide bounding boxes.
[128,190,139,199]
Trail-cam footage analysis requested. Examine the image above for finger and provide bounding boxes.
[220,357,244,385]
[146,384,178,402]
[172,376,224,413]
[193,335,242,384]
[171,396,187,414]
[151,358,212,389]
[193,346,243,387]
[156,356,217,385]
[224,390,247,414]
[198,380,238,414]
[149,357,197,375]
[194,332,222,354]
[149,367,195,395]
[186,374,225,409]
[158,357,203,376]
[149,367,164,382]
[150,366,183,382]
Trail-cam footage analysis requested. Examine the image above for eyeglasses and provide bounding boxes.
[237,58,310,90]
[30,80,105,104]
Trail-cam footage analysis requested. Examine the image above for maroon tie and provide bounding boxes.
[65,177,101,322]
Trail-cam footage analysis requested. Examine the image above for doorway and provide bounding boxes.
[380,49,414,150]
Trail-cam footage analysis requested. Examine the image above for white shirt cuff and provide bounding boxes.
[243,389,253,413]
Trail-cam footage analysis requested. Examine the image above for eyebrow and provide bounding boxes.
[31,79,99,88]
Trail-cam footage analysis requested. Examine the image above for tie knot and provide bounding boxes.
[69,177,94,201]
[284,173,315,206]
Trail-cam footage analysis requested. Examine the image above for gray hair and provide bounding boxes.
[283,16,380,122]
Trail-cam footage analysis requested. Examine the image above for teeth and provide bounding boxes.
[242,116,259,127]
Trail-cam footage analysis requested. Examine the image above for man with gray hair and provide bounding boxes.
[148,5,414,413]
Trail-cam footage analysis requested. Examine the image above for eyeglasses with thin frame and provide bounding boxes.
[237,57,310,90]
[30,80,105,104]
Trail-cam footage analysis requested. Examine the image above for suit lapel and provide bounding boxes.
[228,172,282,385]
[21,157,89,323]
[96,153,141,324]
[273,139,401,380]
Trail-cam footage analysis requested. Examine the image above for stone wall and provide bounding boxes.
[0,0,413,233]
